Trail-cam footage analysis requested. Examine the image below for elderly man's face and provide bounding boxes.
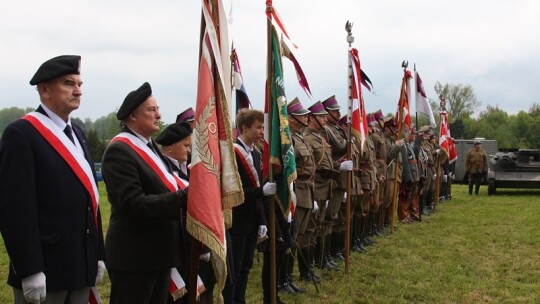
[131,96,162,138]
[39,74,82,120]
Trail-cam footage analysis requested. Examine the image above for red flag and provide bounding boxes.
[187,0,244,298]
[439,110,458,163]
[349,48,369,151]
[281,39,313,99]
[396,70,412,131]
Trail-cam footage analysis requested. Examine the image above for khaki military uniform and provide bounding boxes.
[465,147,488,194]
[323,124,348,231]
[291,129,316,248]
[303,127,337,237]
[383,133,403,227]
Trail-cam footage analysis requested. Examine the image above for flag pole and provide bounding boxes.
[434,97,447,209]
[266,2,277,303]
[414,63,418,129]
[344,20,354,274]
[390,60,408,233]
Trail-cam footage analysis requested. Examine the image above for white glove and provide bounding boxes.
[442,175,448,182]
[262,182,277,196]
[312,201,319,213]
[432,174,437,181]
[22,272,46,304]
[258,225,268,237]
[199,252,211,262]
[96,260,106,284]
[435,149,441,155]
[342,192,347,203]
[339,160,354,171]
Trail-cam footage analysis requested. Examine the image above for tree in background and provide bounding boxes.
[431,82,481,120]
[0,107,34,136]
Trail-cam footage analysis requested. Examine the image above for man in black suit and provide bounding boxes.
[0,55,105,304]
[222,109,276,304]
[102,82,189,304]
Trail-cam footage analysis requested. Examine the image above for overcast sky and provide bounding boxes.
[1,0,539,124]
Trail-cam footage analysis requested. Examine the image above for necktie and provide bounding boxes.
[64,125,75,144]
[147,141,157,154]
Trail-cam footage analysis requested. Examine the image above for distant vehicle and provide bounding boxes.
[487,149,540,195]
[453,138,498,183]
[94,162,103,182]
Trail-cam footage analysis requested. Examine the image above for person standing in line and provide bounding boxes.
[465,139,488,195]
[224,108,275,304]
[285,98,315,290]
[0,55,105,304]
[102,82,188,304]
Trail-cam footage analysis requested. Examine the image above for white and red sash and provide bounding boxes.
[22,112,99,227]
[110,133,182,191]
[234,143,260,188]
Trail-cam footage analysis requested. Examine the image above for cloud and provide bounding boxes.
[1,0,540,124]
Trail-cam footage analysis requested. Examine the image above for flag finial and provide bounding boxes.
[345,21,354,45]
[401,60,408,69]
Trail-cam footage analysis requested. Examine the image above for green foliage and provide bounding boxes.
[432,82,481,120]
[0,107,34,138]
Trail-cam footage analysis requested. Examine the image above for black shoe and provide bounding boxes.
[326,255,338,267]
[352,242,366,252]
[288,281,306,293]
[278,283,297,294]
[363,237,376,246]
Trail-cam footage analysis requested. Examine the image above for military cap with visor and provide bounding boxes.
[321,95,341,110]
[287,97,310,116]
[176,107,196,123]
[308,101,328,115]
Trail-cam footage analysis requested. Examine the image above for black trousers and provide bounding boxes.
[227,234,257,304]
[109,268,170,304]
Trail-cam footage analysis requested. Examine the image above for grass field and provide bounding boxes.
[2,184,540,303]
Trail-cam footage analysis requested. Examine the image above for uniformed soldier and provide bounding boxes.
[465,139,488,195]
[352,114,377,250]
[321,96,348,263]
[371,110,388,234]
[366,114,383,235]
[337,115,363,253]
[285,98,316,289]
[303,101,352,270]
[382,117,404,229]
[418,125,435,215]
[398,126,419,223]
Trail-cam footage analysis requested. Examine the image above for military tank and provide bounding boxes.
[487,149,540,195]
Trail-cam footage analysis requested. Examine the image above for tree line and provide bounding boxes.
[1,83,539,161]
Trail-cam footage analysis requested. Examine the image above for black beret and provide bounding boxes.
[155,122,192,146]
[29,55,81,85]
[117,82,152,120]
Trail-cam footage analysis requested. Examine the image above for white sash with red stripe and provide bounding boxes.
[234,143,260,187]
[22,112,99,226]
[110,133,180,192]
